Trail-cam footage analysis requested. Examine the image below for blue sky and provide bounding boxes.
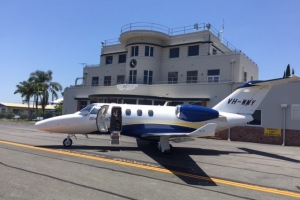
[1,0,299,103]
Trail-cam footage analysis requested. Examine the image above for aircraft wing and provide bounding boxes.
[141,123,217,138]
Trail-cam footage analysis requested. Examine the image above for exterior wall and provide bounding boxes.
[216,127,300,147]
[63,82,243,114]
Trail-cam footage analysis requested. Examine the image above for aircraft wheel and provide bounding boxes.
[163,149,172,155]
[63,138,73,147]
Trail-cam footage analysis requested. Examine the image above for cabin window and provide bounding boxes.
[90,107,100,114]
[125,109,131,116]
[188,45,199,56]
[148,110,154,117]
[137,109,142,116]
[247,110,262,126]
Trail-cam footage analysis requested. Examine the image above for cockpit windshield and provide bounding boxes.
[79,104,95,113]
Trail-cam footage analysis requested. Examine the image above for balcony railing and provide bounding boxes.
[70,79,233,88]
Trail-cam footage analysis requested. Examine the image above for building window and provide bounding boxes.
[117,75,125,84]
[137,109,142,116]
[169,48,179,58]
[207,69,220,82]
[143,70,153,84]
[186,71,198,83]
[131,46,139,57]
[79,101,88,110]
[125,109,131,116]
[247,110,262,126]
[104,76,111,86]
[145,46,154,57]
[212,48,217,55]
[188,45,199,56]
[118,54,126,63]
[139,99,152,105]
[105,56,113,65]
[129,70,137,84]
[168,72,178,84]
[123,99,136,104]
[251,76,253,81]
[92,77,99,86]
[244,71,247,82]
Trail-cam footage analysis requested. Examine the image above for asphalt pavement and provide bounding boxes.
[0,121,299,200]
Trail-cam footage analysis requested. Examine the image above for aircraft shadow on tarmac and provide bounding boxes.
[239,148,300,163]
[36,139,246,187]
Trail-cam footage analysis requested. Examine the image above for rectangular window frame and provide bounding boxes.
[143,70,153,84]
[207,69,220,83]
[104,76,111,86]
[118,54,126,63]
[131,46,139,57]
[91,77,99,86]
[105,56,113,65]
[129,70,137,84]
[169,47,179,58]
[186,71,198,83]
[117,75,125,84]
[244,71,247,82]
[145,46,154,57]
[168,72,178,84]
[188,45,199,56]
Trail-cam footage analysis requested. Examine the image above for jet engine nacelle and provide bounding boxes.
[175,104,219,122]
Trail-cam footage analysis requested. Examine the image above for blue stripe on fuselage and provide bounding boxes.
[121,124,195,138]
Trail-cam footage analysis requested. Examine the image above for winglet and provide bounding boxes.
[187,123,217,137]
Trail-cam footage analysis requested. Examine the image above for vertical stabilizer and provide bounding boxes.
[213,76,299,115]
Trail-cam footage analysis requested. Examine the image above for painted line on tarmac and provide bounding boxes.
[1,139,300,198]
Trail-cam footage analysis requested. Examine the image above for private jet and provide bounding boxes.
[35,76,299,153]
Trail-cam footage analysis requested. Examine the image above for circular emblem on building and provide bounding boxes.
[130,59,137,68]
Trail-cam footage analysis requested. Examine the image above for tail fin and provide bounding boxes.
[213,76,299,115]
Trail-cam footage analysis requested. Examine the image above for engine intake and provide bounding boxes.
[176,104,219,122]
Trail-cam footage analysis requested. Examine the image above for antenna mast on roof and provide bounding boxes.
[220,19,224,43]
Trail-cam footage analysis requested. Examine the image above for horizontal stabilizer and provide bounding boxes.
[187,123,217,137]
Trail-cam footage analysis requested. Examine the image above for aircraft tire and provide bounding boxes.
[63,138,73,147]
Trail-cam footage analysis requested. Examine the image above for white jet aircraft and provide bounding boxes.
[35,76,299,154]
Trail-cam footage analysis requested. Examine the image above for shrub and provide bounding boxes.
[6,113,14,120]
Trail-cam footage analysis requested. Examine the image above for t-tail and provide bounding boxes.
[213,75,300,115]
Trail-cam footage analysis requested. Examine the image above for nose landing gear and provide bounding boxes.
[63,134,76,147]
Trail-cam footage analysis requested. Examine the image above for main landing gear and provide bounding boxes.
[63,134,76,147]
[158,137,173,154]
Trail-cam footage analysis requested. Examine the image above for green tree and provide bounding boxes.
[29,70,62,117]
[14,80,34,120]
[54,102,63,116]
[283,64,294,78]
[286,64,291,77]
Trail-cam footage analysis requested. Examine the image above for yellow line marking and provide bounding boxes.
[0,140,299,198]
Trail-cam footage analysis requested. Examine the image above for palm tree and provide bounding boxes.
[29,70,62,117]
[14,80,34,120]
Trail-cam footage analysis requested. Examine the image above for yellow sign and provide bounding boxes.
[264,128,281,136]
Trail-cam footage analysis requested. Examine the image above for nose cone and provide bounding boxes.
[35,119,52,132]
